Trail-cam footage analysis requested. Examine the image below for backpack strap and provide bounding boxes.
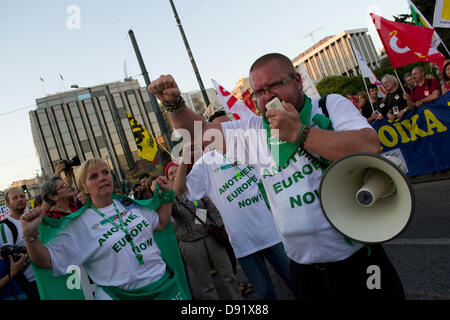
[319,94,329,118]
[0,219,18,244]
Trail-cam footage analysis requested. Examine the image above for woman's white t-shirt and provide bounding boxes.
[45,200,166,294]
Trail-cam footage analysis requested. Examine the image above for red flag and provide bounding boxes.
[371,13,434,68]
[241,89,258,114]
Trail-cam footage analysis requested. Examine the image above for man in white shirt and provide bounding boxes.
[149,53,404,300]
[0,188,40,299]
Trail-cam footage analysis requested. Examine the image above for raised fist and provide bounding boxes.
[148,75,181,106]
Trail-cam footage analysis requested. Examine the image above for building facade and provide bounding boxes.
[292,28,380,81]
[30,80,172,183]
[181,88,224,117]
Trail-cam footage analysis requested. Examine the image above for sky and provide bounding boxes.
[0,0,410,191]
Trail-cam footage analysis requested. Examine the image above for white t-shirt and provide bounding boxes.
[221,94,373,264]
[0,216,35,282]
[45,200,166,293]
[185,150,281,258]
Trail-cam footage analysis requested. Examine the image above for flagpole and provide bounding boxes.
[393,68,406,93]
[361,76,375,112]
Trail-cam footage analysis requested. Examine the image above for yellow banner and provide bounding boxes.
[126,111,158,162]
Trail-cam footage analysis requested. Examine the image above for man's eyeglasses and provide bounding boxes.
[250,73,295,99]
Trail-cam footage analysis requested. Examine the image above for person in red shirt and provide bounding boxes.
[404,66,440,108]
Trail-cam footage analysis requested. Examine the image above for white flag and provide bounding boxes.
[433,0,450,28]
[352,46,386,98]
[211,79,256,121]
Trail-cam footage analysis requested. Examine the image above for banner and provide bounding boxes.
[352,45,386,97]
[370,92,450,175]
[295,63,320,98]
[126,111,158,162]
[433,0,450,28]
[211,79,256,121]
[370,13,434,69]
[0,205,10,221]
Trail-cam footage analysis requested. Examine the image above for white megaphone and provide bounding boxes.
[319,153,414,243]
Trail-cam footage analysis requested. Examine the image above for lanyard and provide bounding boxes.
[91,201,144,265]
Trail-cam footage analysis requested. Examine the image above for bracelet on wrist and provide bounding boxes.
[297,125,312,148]
[23,232,39,242]
[294,124,306,145]
[161,96,186,114]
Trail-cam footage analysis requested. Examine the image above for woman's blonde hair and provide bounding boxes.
[75,158,108,194]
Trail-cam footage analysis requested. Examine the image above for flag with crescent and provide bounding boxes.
[370,13,434,69]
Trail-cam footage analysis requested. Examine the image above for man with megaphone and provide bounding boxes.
[149,53,406,300]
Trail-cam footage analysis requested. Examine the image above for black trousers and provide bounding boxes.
[290,244,405,300]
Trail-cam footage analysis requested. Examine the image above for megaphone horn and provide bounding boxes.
[319,153,415,243]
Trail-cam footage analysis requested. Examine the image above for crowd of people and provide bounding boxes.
[1,54,448,301]
[349,61,449,123]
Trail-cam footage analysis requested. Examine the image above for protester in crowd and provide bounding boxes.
[132,182,147,200]
[356,91,380,122]
[381,74,410,121]
[163,160,242,300]
[403,72,415,92]
[138,173,152,199]
[173,112,297,300]
[0,248,28,300]
[149,53,405,300]
[404,66,441,108]
[20,158,189,300]
[0,188,40,300]
[40,176,80,219]
[145,176,158,199]
[441,61,450,95]
[368,84,385,120]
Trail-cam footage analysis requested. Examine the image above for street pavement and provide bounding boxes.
[187,178,450,300]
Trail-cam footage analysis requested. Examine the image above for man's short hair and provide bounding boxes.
[139,173,150,180]
[381,74,398,86]
[208,110,227,122]
[5,187,22,204]
[403,72,412,80]
[368,84,378,91]
[249,53,296,75]
[412,66,425,73]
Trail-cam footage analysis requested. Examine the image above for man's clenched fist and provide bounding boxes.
[148,74,181,106]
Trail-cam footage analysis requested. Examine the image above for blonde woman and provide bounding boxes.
[20,158,189,300]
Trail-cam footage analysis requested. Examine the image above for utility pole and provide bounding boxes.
[128,29,173,150]
[169,0,210,107]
